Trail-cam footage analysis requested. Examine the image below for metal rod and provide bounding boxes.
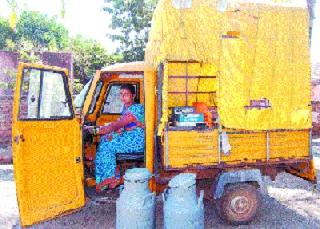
[185,62,188,106]
[225,129,308,134]
[162,158,312,172]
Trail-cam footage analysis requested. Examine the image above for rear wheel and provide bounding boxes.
[216,183,261,225]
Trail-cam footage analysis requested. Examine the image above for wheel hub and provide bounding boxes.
[230,196,250,214]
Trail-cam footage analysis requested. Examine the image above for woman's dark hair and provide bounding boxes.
[120,84,135,95]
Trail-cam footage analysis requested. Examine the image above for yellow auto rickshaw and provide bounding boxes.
[12,0,316,226]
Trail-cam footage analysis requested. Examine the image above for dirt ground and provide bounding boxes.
[1,149,320,229]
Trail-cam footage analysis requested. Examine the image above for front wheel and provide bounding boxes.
[216,183,261,225]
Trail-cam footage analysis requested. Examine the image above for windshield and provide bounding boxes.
[74,78,93,109]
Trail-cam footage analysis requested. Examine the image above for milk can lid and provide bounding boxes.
[168,173,196,188]
[124,168,152,182]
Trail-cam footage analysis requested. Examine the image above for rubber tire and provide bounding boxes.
[216,183,261,225]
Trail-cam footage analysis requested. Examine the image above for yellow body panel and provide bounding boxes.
[221,132,267,163]
[269,130,309,159]
[164,129,310,168]
[165,130,218,168]
[144,67,157,173]
[222,130,310,163]
[12,63,85,226]
[144,67,157,190]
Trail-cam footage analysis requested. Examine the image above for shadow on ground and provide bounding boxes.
[4,151,320,229]
[25,194,320,229]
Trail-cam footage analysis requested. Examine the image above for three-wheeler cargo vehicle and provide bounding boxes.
[12,0,317,226]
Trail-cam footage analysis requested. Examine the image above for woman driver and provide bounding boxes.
[86,84,145,192]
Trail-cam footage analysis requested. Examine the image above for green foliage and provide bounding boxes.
[0,68,17,90]
[2,69,17,89]
[16,38,41,63]
[104,0,158,62]
[0,10,122,92]
[0,17,15,49]
[16,11,69,51]
[0,11,68,63]
[69,35,122,84]
[72,79,84,95]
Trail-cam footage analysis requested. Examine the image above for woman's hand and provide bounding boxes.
[83,124,113,135]
[84,125,94,133]
[84,126,99,135]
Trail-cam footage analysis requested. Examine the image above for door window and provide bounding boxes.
[40,71,72,118]
[102,85,123,114]
[19,68,72,120]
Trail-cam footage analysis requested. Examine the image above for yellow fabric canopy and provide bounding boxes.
[145,0,311,130]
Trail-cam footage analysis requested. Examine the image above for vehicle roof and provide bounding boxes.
[101,61,145,73]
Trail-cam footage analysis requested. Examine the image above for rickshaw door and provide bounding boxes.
[12,63,85,226]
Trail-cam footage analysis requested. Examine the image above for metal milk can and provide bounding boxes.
[116,168,156,229]
[163,173,204,229]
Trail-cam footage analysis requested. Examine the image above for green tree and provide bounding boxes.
[104,0,158,62]
[0,10,121,94]
[70,35,121,85]
[16,11,69,51]
[0,17,16,49]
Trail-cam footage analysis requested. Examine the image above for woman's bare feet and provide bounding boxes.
[96,177,120,193]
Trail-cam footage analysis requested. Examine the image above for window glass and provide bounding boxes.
[102,83,139,114]
[74,78,93,109]
[19,69,41,119]
[88,81,103,114]
[19,68,72,120]
[39,71,71,118]
[102,85,123,114]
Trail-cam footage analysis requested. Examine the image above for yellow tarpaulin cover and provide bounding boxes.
[145,0,311,131]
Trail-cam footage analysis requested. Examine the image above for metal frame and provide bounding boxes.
[18,67,74,121]
[155,60,315,189]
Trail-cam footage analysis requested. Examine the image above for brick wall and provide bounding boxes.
[0,51,19,150]
[41,52,73,82]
